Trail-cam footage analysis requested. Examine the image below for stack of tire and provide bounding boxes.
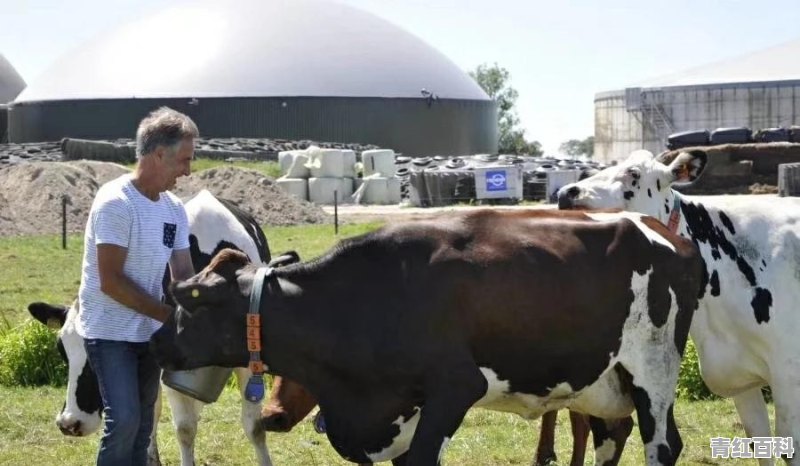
[667,126,800,150]
[779,162,800,197]
[352,149,401,205]
[394,156,412,202]
[276,146,357,204]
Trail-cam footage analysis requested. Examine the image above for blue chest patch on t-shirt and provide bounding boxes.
[163,223,177,248]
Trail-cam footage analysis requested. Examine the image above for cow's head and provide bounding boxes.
[557,149,707,222]
[261,376,318,432]
[27,301,103,437]
[151,249,256,371]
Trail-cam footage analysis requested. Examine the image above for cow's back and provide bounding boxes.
[388,210,700,395]
[185,190,270,268]
[676,195,800,394]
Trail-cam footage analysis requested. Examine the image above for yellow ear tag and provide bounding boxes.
[46,318,61,330]
[191,289,200,298]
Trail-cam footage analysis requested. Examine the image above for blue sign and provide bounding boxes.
[485,170,507,192]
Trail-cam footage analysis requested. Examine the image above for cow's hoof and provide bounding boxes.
[533,453,557,466]
[313,411,327,434]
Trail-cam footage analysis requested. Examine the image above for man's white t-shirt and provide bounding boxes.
[76,174,190,343]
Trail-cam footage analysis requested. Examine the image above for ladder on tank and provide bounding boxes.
[625,87,675,149]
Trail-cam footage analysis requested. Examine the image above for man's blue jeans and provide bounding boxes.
[84,338,161,466]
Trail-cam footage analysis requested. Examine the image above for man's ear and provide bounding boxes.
[667,150,707,183]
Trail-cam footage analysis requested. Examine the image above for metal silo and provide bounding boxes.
[595,39,800,163]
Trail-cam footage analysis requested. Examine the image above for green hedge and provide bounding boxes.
[0,320,67,387]
[0,319,762,403]
[677,339,718,401]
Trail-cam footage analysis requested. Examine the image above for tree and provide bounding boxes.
[559,136,595,158]
[469,63,542,156]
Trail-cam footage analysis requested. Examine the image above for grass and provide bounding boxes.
[0,222,774,465]
[0,235,84,331]
[123,158,283,179]
[0,222,381,330]
[0,383,771,465]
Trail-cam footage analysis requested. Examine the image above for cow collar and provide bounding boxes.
[666,193,682,234]
[245,266,273,402]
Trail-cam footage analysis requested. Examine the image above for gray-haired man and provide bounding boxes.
[77,107,197,465]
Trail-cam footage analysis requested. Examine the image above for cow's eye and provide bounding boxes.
[625,168,641,180]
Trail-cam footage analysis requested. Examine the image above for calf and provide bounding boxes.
[28,189,280,466]
[558,149,800,465]
[152,209,702,465]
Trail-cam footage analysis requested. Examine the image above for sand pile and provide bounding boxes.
[171,166,331,226]
[0,161,329,237]
[0,161,130,236]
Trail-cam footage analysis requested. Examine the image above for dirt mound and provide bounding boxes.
[0,162,329,237]
[171,166,331,226]
[0,161,130,236]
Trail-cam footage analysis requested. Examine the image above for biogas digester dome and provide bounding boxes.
[1,54,26,142]
[10,0,497,157]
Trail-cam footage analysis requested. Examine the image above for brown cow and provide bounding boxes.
[152,209,702,465]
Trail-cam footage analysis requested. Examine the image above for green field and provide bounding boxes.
[0,223,773,465]
[124,158,283,180]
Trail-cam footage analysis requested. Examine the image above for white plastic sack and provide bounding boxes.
[276,177,308,201]
[352,174,401,205]
[309,177,346,204]
[305,146,344,178]
[362,149,396,177]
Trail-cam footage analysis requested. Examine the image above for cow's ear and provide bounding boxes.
[268,250,301,268]
[667,150,707,183]
[28,302,68,329]
[208,248,251,282]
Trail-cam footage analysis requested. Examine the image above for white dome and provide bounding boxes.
[635,38,800,88]
[16,0,489,102]
[0,54,26,103]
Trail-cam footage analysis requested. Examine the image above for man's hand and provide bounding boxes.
[169,248,195,281]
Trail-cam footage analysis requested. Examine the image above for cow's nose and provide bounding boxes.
[558,186,581,209]
[260,411,292,432]
[57,420,82,437]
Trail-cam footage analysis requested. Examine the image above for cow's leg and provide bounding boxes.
[390,451,409,466]
[534,411,558,465]
[732,387,775,466]
[534,410,592,466]
[588,415,634,466]
[403,364,486,465]
[568,411,591,466]
[147,384,163,466]
[631,384,681,466]
[164,385,202,466]
[769,377,800,465]
[233,368,273,466]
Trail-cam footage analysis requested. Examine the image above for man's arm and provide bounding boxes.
[97,243,173,323]
[169,248,195,281]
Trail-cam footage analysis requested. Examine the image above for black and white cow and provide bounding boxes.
[28,189,276,466]
[558,149,800,465]
[151,209,703,465]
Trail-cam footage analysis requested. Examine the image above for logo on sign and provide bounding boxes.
[485,170,507,192]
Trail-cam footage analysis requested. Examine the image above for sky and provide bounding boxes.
[3,0,800,155]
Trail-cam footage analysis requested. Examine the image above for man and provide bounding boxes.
[76,107,198,465]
